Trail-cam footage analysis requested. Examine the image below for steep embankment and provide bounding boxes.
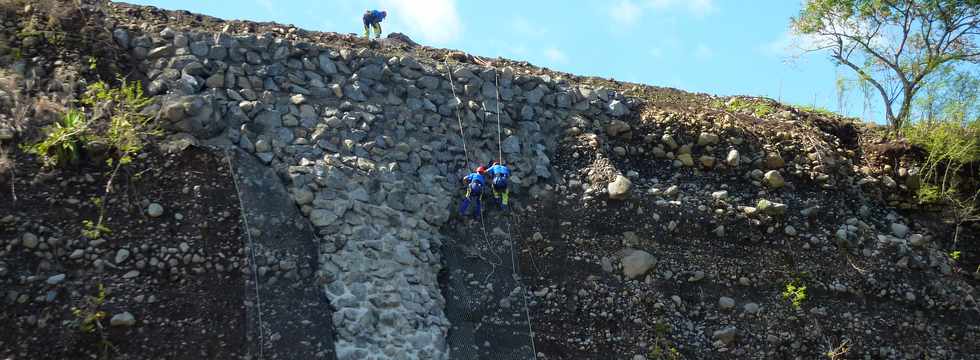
[0,1,977,359]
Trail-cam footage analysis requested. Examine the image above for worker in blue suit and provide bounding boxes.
[485,161,511,208]
[362,10,387,39]
[459,166,487,220]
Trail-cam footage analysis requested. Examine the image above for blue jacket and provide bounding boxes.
[463,172,485,185]
[487,164,510,180]
[364,10,386,24]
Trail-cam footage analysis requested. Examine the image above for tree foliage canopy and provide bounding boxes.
[793,0,980,130]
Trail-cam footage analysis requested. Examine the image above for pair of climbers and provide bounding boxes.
[362,9,387,39]
[459,161,511,220]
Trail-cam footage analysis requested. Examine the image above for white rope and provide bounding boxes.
[442,58,471,167]
[505,213,539,359]
[443,57,502,283]
[224,149,265,360]
[494,68,503,164]
[448,57,538,359]
[490,63,539,360]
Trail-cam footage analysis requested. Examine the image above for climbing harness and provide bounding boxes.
[224,149,266,360]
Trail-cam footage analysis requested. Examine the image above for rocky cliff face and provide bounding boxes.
[106,6,643,358]
[1,2,978,359]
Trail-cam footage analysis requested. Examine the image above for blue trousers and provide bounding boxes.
[459,195,481,219]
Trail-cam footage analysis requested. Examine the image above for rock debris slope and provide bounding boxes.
[2,2,977,359]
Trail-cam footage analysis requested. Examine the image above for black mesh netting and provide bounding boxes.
[227,149,337,360]
[443,204,537,360]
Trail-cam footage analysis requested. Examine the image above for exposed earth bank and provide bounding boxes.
[0,1,978,359]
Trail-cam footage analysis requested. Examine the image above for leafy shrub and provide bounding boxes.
[70,283,108,334]
[79,79,158,165]
[903,119,979,249]
[903,120,980,204]
[69,283,113,358]
[24,79,157,240]
[782,279,807,309]
[23,108,88,167]
[24,79,157,168]
[648,321,681,360]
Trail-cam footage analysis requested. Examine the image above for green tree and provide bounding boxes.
[914,65,980,124]
[792,0,980,131]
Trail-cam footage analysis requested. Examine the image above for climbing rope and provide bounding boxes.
[490,63,539,360]
[223,149,265,360]
[494,69,503,164]
[443,56,502,278]
[505,213,539,359]
[442,57,471,167]
[445,56,538,359]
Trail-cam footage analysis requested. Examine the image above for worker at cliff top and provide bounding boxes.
[362,10,387,39]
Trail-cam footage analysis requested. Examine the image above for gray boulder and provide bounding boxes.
[622,250,655,279]
[608,175,632,200]
[110,312,136,327]
[608,100,628,117]
[158,95,227,139]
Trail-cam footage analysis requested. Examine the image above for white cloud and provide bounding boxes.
[694,43,713,60]
[380,0,462,45]
[544,47,568,63]
[609,0,642,26]
[645,0,717,16]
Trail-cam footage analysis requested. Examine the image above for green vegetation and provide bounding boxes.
[903,118,980,247]
[23,108,87,167]
[714,97,775,118]
[24,79,156,168]
[796,104,840,119]
[70,284,113,358]
[949,250,962,262]
[647,322,682,360]
[793,0,980,132]
[24,79,158,239]
[782,279,808,309]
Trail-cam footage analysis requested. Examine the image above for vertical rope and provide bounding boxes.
[506,214,539,359]
[443,58,471,167]
[449,57,538,359]
[494,68,503,164]
[224,149,265,360]
[489,62,539,360]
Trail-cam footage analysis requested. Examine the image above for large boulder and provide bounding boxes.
[606,120,631,138]
[764,170,785,188]
[697,132,719,146]
[608,175,632,200]
[765,153,785,169]
[622,249,656,279]
[158,95,226,139]
[608,100,628,117]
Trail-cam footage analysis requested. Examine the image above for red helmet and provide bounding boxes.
[476,166,487,174]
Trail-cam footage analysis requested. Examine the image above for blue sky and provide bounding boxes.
[125,0,882,121]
